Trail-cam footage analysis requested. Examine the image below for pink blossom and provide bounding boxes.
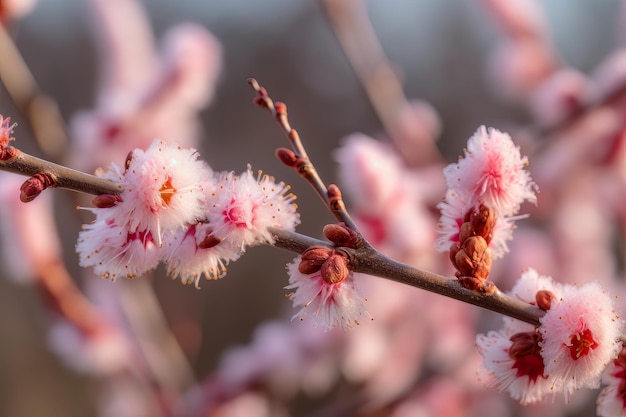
[476,269,562,404]
[0,0,37,21]
[70,0,222,171]
[529,69,587,128]
[477,320,553,405]
[335,134,438,263]
[539,282,623,396]
[479,0,548,39]
[163,222,240,288]
[436,127,537,258]
[0,174,61,281]
[285,256,368,331]
[206,168,300,250]
[103,139,212,245]
[508,268,565,305]
[443,126,536,217]
[597,346,626,417]
[77,218,161,280]
[47,319,130,375]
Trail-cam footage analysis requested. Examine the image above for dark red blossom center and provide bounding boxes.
[512,353,545,383]
[509,332,545,383]
[568,328,599,360]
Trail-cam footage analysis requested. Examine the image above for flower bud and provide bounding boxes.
[276,148,298,168]
[458,222,474,243]
[323,223,358,248]
[535,289,556,311]
[299,247,332,274]
[463,236,492,279]
[320,253,350,284]
[470,204,496,243]
[92,194,123,208]
[20,173,56,203]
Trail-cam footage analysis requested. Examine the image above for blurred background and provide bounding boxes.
[0,1,624,416]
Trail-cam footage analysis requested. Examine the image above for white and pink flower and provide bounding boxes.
[539,282,623,396]
[285,256,368,331]
[206,167,300,250]
[436,126,537,259]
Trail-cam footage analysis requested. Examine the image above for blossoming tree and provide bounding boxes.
[2,1,626,416]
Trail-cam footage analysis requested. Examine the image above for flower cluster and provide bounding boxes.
[435,126,537,292]
[477,269,623,406]
[77,139,300,287]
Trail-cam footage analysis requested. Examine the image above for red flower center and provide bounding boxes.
[512,353,545,384]
[569,328,599,360]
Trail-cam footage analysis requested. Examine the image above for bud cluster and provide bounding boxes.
[449,204,496,293]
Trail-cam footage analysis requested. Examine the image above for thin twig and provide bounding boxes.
[0,148,121,195]
[248,78,360,231]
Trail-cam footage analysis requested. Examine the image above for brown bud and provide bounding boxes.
[470,205,496,243]
[320,253,350,284]
[509,332,540,359]
[458,222,474,242]
[275,101,287,116]
[454,249,475,277]
[299,247,332,274]
[20,173,56,203]
[449,243,461,266]
[92,194,123,208]
[323,223,358,248]
[535,290,556,311]
[276,148,298,168]
[471,246,492,280]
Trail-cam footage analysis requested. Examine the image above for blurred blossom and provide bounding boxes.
[0,174,61,281]
[47,319,130,375]
[478,0,548,39]
[586,49,626,105]
[487,39,556,100]
[597,346,626,417]
[70,0,222,171]
[529,68,587,128]
[335,133,438,265]
[0,0,37,21]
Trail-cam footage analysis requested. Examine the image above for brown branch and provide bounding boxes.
[270,228,544,326]
[0,147,121,196]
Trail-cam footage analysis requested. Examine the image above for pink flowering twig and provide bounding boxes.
[0,113,546,326]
